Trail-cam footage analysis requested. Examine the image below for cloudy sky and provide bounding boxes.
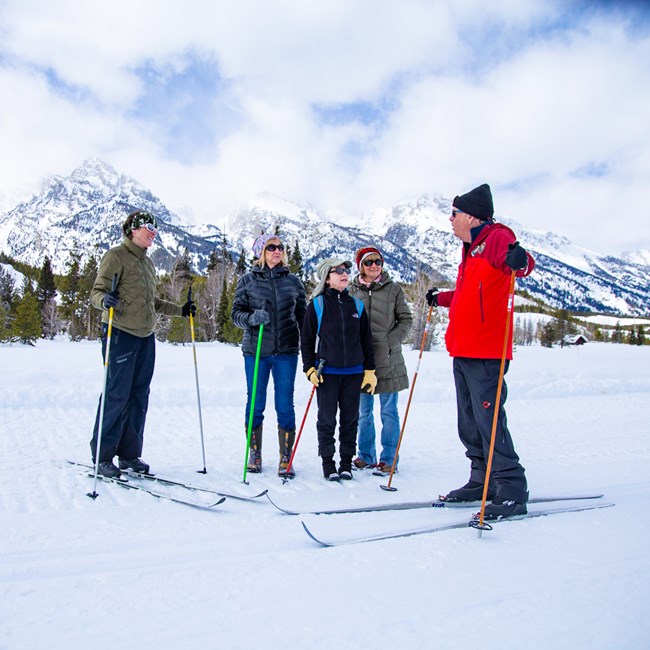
[1,0,649,255]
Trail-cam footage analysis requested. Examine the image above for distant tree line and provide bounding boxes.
[0,235,313,346]
[0,247,647,348]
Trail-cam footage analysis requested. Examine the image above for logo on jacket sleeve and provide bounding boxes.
[471,242,486,257]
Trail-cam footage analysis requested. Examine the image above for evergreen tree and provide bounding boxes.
[288,239,305,280]
[637,325,646,345]
[235,248,248,276]
[627,328,637,345]
[0,265,16,309]
[611,322,624,343]
[36,256,57,308]
[0,300,10,342]
[11,287,42,345]
[59,246,83,340]
[539,320,557,347]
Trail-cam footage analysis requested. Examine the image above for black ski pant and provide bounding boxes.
[453,357,528,503]
[90,327,156,463]
[315,374,363,463]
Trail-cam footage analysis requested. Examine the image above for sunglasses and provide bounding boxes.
[363,258,383,267]
[451,209,462,219]
[330,267,351,275]
[266,243,284,252]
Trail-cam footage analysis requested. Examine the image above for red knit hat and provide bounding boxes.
[355,246,383,269]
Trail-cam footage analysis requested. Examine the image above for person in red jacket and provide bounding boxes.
[427,184,535,519]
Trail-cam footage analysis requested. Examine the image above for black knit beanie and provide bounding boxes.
[452,184,494,221]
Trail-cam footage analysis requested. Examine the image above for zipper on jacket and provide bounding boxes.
[479,281,485,323]
[338,293,348,367]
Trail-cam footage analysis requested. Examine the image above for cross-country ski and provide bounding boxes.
[301,501,616,547]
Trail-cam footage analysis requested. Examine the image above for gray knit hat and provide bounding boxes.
[310,257,352,299]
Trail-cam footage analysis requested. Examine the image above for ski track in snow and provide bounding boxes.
[1,339,649,649]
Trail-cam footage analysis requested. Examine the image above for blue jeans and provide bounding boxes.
[357,391,400,466]
[244,354,298,431]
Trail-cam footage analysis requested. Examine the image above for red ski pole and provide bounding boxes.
[281,359,325,484]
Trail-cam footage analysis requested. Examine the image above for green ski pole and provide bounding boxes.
[242,322,264,484]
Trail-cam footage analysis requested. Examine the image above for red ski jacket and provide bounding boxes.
[437,223,535,360]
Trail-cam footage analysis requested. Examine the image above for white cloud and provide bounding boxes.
[0,0,649,254]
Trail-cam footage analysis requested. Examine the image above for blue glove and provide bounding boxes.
[103,291,120,309]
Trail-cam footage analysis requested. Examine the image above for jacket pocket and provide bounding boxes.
[478,282,485,323]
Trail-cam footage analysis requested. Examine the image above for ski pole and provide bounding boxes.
[471,271,517,537]
[188,284,207,474]
[381,304,434,492]
[242,322,264,484]
[281,359,325,484]
[88,273,118,500]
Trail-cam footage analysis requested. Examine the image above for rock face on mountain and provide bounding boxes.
[1,159,648,316]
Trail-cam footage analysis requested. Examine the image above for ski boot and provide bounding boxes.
[442,480,495,503]
[247,424,263,473]
[278,426,296,478]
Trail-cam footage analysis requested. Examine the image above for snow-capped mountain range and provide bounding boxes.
[1,159,648,316]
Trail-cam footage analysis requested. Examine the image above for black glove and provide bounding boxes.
[426,288,439,307]
[182,300,196,318]
[505,241,528,271]
[102,291,120,309]
[249,309,270,326]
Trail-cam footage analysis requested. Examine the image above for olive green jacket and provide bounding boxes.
[91,237,181,337]
[349,271,413,394]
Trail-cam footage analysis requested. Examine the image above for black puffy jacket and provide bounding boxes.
[231,264,306,356]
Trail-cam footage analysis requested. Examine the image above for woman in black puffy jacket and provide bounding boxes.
[231,233,306,476]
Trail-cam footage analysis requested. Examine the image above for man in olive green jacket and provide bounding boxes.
[90,210,194,479]
[349,246,413,474]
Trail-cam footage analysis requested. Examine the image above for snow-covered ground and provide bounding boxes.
[1,338,648,649]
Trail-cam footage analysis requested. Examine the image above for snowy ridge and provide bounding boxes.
[1,159,649,315]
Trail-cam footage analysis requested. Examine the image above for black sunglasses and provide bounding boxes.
[330,267,351,275]
[363,258,383,267]
[266,243,284,252]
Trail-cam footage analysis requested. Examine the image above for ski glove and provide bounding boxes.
[182,300,196,318]
[103,291,120,309]
[306,367,323,387]
[249,309,270,326]
[361,369,377,395]
[505,241,528,271]
[426,288,440,307]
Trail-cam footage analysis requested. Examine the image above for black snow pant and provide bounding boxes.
[90,326,156,463]
[315,373,363,463]
[453,357,528,503]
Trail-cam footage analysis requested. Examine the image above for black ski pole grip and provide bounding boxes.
[188,284,193,303]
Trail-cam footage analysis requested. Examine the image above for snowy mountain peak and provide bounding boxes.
[0,159,649,316]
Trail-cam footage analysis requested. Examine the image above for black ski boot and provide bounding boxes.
[338,455,353,480]
[482,496,527,520]
[119,457,150,474]
[98,460,122,479]
[443,480,495,503]
[322,457,339,482]
[247,424,263,473]
[278,426,296,478]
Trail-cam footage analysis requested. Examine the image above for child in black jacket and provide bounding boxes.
[301,257,376,480]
